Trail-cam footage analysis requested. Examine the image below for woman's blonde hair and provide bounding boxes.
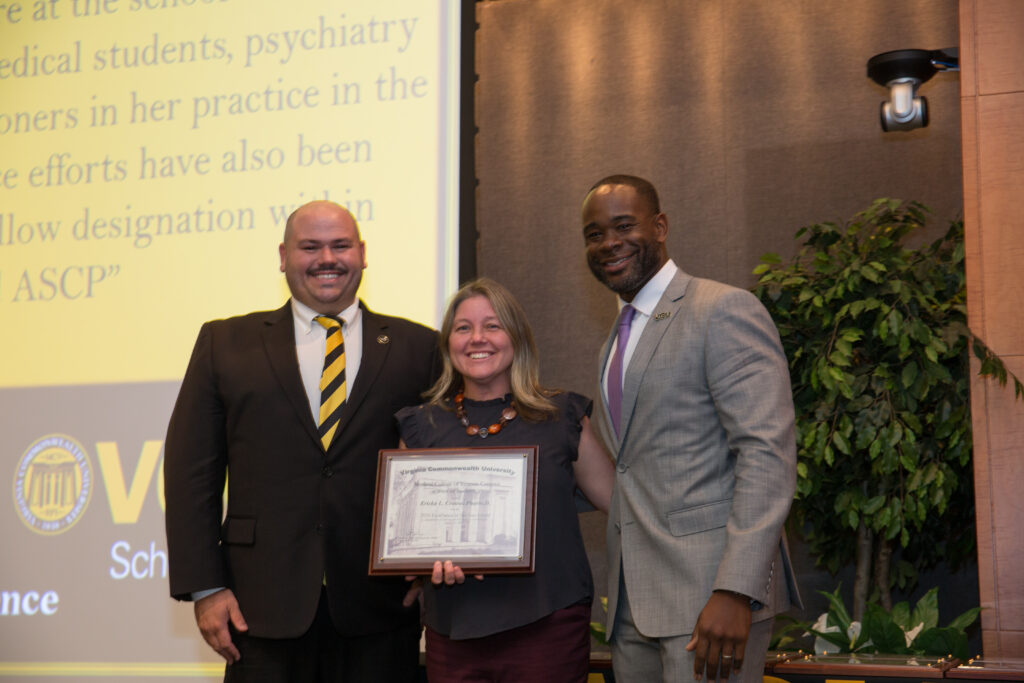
[424,277,558,421]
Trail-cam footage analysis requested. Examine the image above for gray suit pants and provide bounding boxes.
[611,577,773,683]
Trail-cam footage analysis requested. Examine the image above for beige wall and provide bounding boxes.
[475,0,961,404]
[960,0,1024,660]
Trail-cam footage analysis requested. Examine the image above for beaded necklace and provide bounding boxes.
[454,390,517,439]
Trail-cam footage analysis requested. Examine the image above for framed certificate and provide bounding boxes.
[369,446,538,575]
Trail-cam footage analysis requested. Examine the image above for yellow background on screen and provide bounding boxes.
[0,0,459,387]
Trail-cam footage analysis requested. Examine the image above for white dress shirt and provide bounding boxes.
[291,298,363,421]
[602,259,679,404]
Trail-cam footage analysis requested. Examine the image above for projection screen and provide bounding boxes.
[0,0,461,677]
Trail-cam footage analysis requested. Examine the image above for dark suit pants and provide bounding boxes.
[224,588,420,683]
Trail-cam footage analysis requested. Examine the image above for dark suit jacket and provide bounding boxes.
[164,301,439,638]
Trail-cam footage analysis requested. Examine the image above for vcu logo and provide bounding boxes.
[12,435,93,535]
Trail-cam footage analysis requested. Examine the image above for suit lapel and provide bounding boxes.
[261,303,322,449]
[619,271,693,449]
[595,323,619,454]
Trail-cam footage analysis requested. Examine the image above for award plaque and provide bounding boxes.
[369,446,538,575]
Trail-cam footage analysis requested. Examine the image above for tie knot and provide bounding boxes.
[315,315,344,332]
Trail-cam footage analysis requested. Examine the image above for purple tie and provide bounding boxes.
[607,304,635,436]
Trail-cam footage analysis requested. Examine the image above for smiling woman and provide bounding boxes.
[395,277,616,683]
[448,295,514,401]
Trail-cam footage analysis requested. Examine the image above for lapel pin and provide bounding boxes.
[654,312,670,321]
[377,335,390,344]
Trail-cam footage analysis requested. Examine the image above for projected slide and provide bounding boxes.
[0,0,460,677]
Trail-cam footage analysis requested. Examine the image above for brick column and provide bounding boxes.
[959,0,1024,659]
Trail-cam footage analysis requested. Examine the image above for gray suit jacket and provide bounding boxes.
[596,269,801,639]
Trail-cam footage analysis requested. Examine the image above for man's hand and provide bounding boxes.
[194,589,248,664]
[402,576,423,608]
[685,590,751,681]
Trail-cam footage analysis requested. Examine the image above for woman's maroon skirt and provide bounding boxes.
[424,601,592,682]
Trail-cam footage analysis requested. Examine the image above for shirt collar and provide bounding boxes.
[619,259,678,318]
[291,298,361,335]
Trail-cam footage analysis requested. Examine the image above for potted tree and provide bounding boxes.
[752,198,1021,622]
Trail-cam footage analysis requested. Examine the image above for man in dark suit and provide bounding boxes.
[581,176,800,683]
[164,200,439,682]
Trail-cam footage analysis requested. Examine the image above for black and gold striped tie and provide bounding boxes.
[314,315,346,449]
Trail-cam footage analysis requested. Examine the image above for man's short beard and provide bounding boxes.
[589,246,662,295]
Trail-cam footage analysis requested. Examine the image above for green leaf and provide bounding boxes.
[912,587,940,631]
[869,437,882,460]
[889,424,904,448]
[912,627,968,660]
[899,333,911,356]
[861,496,885,515]
[946,607,981,633]
[818,586,853,632]
[840,328,863,342]
[808,628,854,653]
[900,411,923,433]
[863,602,908,654]
[890,601,913,631]
[830,351,851,367]
[855,425,877,450]
[838,381,855,400]
[832,431,852,455]
[861,266,882,283]
[901,362,919,388]
[899,452,917,472]
[887,309,903,336]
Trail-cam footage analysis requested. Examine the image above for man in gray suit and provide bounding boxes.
[581,175,800,683]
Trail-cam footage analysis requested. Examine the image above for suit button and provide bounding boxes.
[322,466,333,478]
[315,523,324,534]
[617,462,628,473]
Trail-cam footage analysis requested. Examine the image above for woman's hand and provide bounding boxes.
[430,560,484,585]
